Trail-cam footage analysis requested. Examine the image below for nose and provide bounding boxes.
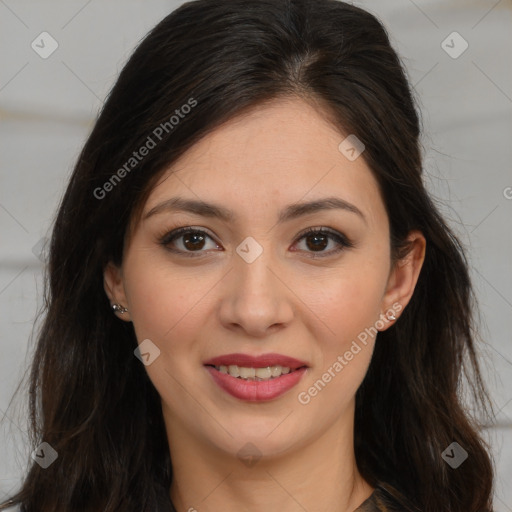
[217,244,294,338]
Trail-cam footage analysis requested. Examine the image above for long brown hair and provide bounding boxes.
[0,0,495,510]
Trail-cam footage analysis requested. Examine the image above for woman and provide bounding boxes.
[0,0,495,511]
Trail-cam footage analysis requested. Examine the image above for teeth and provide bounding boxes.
[228,364,240,377]
[239,366,256,379]
[216,365,294,380]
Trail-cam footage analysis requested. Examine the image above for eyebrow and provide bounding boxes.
[143,196,366,224]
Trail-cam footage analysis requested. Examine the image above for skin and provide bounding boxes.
[104,97,426,512]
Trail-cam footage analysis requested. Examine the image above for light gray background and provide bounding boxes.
[1,0,511,510]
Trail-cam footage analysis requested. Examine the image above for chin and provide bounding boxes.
[209,426,301,461]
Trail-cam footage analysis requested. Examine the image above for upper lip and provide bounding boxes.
[203,353,308,370]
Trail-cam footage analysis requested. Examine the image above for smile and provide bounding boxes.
[212,364,297,380]
[203,352,309,401]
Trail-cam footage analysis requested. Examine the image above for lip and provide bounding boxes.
[203,353,308,370]
[205,365,308,402]
[203,353,309,402]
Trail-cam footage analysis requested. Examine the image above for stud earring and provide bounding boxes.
[112,303,128,314]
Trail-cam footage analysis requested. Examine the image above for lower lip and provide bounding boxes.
[205,366,308,402]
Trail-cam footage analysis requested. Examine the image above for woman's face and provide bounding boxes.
[105,97,424,460]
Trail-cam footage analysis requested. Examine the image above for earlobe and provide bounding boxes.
[103,262,132,322]
[378,230,426,331]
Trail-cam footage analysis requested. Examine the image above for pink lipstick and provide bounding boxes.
[203,353,309,402]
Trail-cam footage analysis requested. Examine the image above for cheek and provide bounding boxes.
[121,257,212,407]
[304,250,389,386]
[297,273,383,411]
[312,261,388,338]
[121,246,205,344]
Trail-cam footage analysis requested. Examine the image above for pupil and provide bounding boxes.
[307,234,327,251]
[184,233,204,250]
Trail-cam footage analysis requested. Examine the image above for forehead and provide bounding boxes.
[142,98,385,227]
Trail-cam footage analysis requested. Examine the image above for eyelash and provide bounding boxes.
[157,226,354,259]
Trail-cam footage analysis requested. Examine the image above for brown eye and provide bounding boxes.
[158,226,354,259]
[304,232,329,251]
[293,228,354,258]
[159,227,221,256]
[181,232,206,251]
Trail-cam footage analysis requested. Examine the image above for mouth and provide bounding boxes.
[202,353,309,402]
[204,364,307,381]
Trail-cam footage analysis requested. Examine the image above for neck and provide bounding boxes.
[165,400,374,512]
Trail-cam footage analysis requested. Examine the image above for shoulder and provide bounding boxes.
[357,482,421,512]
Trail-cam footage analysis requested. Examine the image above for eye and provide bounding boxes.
[158,226,354,258]
[292,227,354,258]
[159,227,221,257]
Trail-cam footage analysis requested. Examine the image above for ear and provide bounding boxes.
[103,262,132,322]
[378,230,426,330]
